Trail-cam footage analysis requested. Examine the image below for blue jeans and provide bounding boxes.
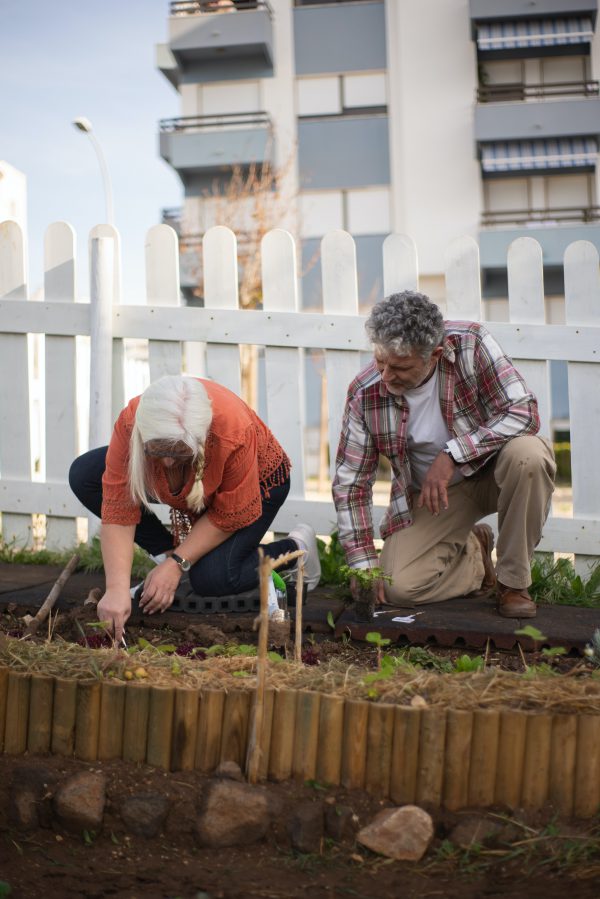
[69,447,297,596]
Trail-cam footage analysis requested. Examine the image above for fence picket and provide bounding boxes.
[90,225,124,424]
[202,226,241,397]
[507,238,551,438]
[382,234,418,296]
[0,220,32,546]
[262,230,306,500]
[445,236,482,321]
[145,225,183,382]
[44,222,78,548]
[564,241,600,575]
[89,237,115,450]
[322,231,361,481]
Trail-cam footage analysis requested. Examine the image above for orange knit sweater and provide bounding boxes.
[101,379,290,533]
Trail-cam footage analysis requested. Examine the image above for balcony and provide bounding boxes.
[469,3,597,59]
[482,205,600,227]
[479,218,600,270]
[477,80,599,102]
[474,96,600,144]
[166,0,273,81]
[159,112,273,180]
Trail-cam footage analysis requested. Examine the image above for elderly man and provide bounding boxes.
[332,291,556,618]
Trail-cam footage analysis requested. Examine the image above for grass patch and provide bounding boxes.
[0,536,153,580]
[530,555,600,608]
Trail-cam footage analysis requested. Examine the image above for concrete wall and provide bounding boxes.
[469,0,597,23]
[386,0,481,276]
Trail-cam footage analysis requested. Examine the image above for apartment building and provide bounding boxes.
[156,0,600,427]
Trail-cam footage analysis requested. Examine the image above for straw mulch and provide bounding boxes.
[2,635,599,713]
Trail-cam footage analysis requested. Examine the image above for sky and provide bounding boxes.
[1,0,182,299]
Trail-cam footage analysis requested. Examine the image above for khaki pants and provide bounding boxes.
[380,436,556,606]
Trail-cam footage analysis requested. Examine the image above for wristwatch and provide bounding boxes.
[171,552,192,572]
[442,446,458,464]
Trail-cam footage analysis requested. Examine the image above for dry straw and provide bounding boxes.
[1,635,599,714]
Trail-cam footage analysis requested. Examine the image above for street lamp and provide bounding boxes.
[72,116,115,226]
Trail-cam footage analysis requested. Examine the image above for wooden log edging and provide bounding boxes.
[1,666,599,818]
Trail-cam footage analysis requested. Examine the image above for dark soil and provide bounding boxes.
[0,754,599,899]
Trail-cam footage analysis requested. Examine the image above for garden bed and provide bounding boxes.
[1,594,600,820]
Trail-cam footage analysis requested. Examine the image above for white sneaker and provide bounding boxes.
[288,523,321,591]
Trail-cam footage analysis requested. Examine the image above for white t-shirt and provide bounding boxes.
[403,365,463,490]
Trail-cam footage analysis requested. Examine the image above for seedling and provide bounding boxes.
[339,566,392,622]
[453,654,484,673]
[515,624,547,652]
[366,630,391,669]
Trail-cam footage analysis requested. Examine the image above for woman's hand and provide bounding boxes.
[138,558,182,615]
[97,587,132,644]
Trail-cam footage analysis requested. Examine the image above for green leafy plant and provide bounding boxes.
[453,654,484,673]
[0,534,155,579]
[316,531,347,586]
[530,555,600,608]
[515,624,548,651]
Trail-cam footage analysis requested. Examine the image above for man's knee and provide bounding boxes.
[496,436,556,483]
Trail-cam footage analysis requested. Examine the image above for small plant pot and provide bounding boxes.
[354,589,375,623]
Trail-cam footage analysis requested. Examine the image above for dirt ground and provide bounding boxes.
[1,753,599,899]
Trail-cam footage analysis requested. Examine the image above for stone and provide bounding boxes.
[53,771,107,834]
[120,792,170,838]
[195,780,270,848]
[357,805,434,862]
[214,760,244,782]
[288,802,324,854]
[9,764,59,829]
[324,803,359,843]
[449,814,505,849]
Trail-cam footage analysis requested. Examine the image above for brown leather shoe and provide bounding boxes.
[497,582,537,618]
[473,524,496,592]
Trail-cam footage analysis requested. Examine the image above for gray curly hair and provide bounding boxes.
[365,291,444,359]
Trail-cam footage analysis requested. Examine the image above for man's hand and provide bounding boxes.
[97,587,131,644]
[138,558,182,615]
[417,451,456,515]
[350,575,387,606]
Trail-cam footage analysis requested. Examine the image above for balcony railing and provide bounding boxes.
[170,0,272,15]
[482,206,600,227]
[477,81,600,103]
[159,112,271,133]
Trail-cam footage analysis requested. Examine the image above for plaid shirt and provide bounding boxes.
[332,321,540,568]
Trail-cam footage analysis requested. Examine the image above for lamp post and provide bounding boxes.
[72,116,114,226]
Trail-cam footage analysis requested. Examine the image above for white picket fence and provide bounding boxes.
[1,219,599,572]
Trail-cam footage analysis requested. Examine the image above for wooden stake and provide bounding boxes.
[341,699,369,790]
[443,709,473,811]
[294,559,304,663]
[416,709,447,807]
[549,713,577,816]
[51,676,77,756]
[246,548,271,783]
[365,703,395,798]
[4,671,31,754]
[27,674,55,755]
[0,667,9,753]
[268,688,298,781]
[195,688,225,773]
[316,694,344,786]
[98,680,126,760]
[74,679,101,761]
[494,710,527,809]
[122,683,150,764]
[468,709,500,807]
[24,553,79,637]
[220,689,251,768]
[390,706,422,805]
[172,687,200,771]
[256,688,275,782]
[521,712,552,808]
[147,685,175,769]
[292,690,321,781]
[574,715,600,818]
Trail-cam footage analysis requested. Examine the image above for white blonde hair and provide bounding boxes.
[128,375,212,513]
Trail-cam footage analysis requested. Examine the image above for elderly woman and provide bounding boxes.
[69,375,320,642]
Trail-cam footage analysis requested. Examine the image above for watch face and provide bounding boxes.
[180,558,192,572]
